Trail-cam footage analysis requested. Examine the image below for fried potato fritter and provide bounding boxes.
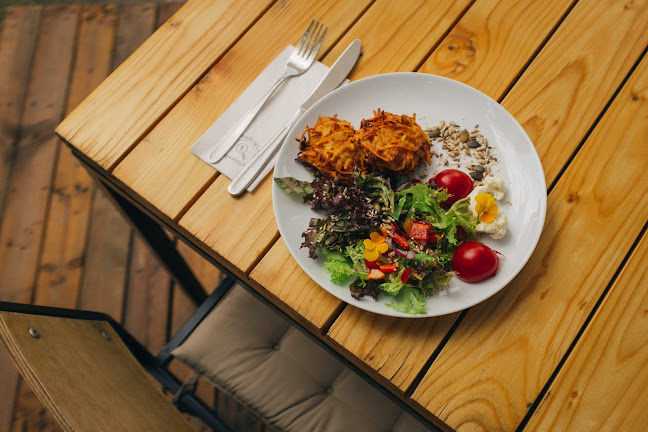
[297,115,367,179]
[356,110,431,174]
[296,110,431,180]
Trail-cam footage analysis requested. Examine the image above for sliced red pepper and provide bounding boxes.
[392,233,410,250]
[365,259,380,270]
[409,222,431,242]
[401,267,411,284]
[379,263,398,274]
[366,269,385,280]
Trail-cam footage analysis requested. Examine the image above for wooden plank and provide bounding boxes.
[35,5,117,309]
[0,3,79,302]
[55,0,275,170]
[113,0,377,222]
[411,52,648,432]
[418,0,575,100]
[525,234,648,432]
[0,7,42,431]
[0,6,40,224]
[327,0,648,400]
[0,313,194,432]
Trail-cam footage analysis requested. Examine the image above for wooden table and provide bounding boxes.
[55,0,648,430]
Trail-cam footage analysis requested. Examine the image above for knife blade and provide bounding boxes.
[227,40,362,196]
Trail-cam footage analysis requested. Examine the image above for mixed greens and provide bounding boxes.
[275,173,477,315]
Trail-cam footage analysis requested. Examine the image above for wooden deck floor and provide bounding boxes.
[0,4,268,431]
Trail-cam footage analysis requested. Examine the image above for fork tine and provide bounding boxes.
[300,21,321,57]
[307,25,327,62]
[295,19,314,52]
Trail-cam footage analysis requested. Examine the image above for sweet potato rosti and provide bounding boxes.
[297,115,368,179]
[297,110,431,180]
[355,110,431,174]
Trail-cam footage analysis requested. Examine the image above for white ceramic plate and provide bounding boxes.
[272,73,546,318]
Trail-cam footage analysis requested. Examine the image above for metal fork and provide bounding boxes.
[207,19,327,163]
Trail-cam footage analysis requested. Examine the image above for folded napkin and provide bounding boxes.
[191,46,331,192]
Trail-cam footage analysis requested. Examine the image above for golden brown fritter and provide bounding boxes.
[297,115,368,179]
[355,110,431,174]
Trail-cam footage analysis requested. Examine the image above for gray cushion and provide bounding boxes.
[172,284,432,432]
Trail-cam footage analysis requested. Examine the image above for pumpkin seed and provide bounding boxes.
[459,129,469,142]
[428,127,441,138]
[470,170,484,181]
[467,138,480,148]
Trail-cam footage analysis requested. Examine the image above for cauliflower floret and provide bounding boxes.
[468,175,508,239]
[474,175,505,200]
[476,211,508,239]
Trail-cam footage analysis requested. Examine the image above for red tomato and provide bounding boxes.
[432,169,474,205]
[452,241,499,283]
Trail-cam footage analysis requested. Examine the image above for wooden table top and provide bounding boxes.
[55,0,648,430]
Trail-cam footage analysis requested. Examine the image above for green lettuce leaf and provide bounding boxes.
[322,248,354,284]
[385,286,427,315]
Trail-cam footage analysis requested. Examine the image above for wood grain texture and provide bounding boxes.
[0,7,42,431]
[501,0,648,183]
[0,6,41,224]
[55,0,274,170]
[411,51,648,432]
[0,313,194,432]
[0,4,79,302]
[35,5,117,310]
[123,235,171,354]
[78,187,131,320]
[418,0,575,100]
[114,0,374,221]
[524,235,648,432]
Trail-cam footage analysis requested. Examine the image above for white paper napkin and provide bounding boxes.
[191,46,330,192]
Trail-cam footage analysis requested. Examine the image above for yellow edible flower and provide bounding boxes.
[363,232,389,261]
[475,193,498,223]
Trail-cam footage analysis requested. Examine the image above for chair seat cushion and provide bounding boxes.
[172,284,432,432]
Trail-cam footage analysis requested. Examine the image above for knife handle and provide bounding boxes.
[228,108,305,196]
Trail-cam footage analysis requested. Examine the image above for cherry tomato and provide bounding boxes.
[432,169,474,205]
[452,241,499,283]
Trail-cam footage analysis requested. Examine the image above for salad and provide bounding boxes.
[275,114,507,315]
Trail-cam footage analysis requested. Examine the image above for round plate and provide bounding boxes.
[272,72,546,317]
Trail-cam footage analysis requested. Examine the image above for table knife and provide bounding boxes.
[227,39,362,196]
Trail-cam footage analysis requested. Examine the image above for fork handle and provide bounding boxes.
[228,107,305,196]
[207,68,297,163]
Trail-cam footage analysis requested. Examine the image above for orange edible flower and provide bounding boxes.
[363,232,389,261]
[475,193,498,223]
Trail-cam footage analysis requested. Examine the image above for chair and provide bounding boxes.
[0,275,437,431]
